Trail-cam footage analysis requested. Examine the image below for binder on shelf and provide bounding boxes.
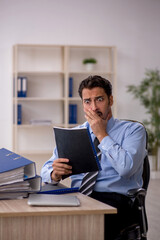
[17,104,22,125]
[53,127,101,179]
[39,183,79,194]
[22,77,27,97]
[69,104,77,124]
[17,77,22,97]
[17,77,27,97]
[0,148,37,185]
[69,77,73,97]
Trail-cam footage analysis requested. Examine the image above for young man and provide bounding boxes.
[41,75,147,239]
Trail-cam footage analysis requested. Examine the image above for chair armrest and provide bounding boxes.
[127,188,146,198]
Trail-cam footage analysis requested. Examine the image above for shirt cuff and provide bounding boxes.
[99,135,115,152]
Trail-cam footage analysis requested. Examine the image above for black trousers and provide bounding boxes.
[90,191,139,240]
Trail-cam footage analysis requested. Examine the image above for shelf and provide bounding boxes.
[12,44,117,163]
[14,124,65,128]
[69,71,114,75]
[68,97,81,101]
[14,97,65,101]
[17,150,53,155]
[14,71,64,76]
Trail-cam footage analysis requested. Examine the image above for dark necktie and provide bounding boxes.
[79,137,101,196]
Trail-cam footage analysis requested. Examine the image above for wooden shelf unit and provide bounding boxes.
[12,44,117,173]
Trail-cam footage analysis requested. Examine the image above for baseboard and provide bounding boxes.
[150,171,160,179]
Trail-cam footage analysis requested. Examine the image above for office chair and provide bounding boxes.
[114,120,150,240]
[126,124,150,240]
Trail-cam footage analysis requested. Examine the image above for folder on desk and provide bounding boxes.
[0,148,41,199]
[39,183,79,195]
[0,148,36,185]
[0,175,41,193]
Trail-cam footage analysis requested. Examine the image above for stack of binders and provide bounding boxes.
[0,148,41,200]
[17,77,27,97]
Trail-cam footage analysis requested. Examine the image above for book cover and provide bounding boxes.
[53,127,101,179]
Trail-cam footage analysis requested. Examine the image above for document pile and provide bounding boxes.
[0,148,41,200]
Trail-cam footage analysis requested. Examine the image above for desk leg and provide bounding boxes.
[0,214,104,240]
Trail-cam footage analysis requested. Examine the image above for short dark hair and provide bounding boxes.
[78,75,112,99]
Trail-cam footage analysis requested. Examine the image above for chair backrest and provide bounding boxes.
[142,128,150,190]
[142,155,150,190]
[122,119,150,191]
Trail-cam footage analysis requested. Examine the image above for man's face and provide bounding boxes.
[82,87,113,120]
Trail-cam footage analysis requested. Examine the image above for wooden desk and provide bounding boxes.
[0,193,117,240]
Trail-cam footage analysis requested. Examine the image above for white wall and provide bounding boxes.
[0,0,160,149]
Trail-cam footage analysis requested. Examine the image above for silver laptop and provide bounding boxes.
[28,193,80,207]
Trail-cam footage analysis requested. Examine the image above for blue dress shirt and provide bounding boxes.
[41,117,147,195]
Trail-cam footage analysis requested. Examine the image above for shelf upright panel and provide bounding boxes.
[12,45,19,152]
[64,46,70,127]
[112,47,117,117]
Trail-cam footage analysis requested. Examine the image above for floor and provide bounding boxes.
[146,178,160,240]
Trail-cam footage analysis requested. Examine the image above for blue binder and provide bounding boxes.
[17,77,27,97]
[69,77,73,97]
[69,104,77,124]
[17,104,22,125]
[39,183,79,195]
[17,77,22,97]
[22,77,27,97]
[0,148,36,180]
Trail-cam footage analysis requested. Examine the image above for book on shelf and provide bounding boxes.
[53,127,101,179]
[0,148,41,199]
[69,77,73,97]
[39,182,79,194]
[69,104,77,124]
[17,104,22,125]
[17,76,27,97]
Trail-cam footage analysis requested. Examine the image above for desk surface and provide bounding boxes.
[0,192,117,217]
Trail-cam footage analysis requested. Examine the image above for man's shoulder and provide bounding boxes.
[115,119,145,135]
[116,118,144,128]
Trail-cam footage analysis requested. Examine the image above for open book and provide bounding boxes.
[54,127,101,179]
